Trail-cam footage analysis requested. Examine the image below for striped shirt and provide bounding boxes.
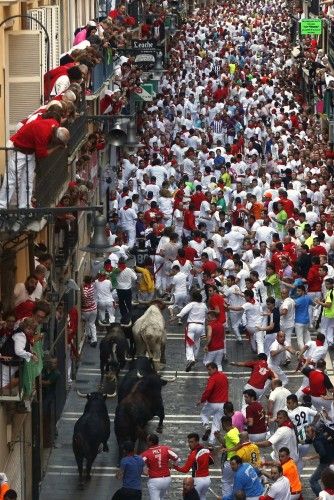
[81,284,97,312]
[211,119,225,134]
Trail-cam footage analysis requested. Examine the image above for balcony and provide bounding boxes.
[90,48,115,95]
[0,362,24,402]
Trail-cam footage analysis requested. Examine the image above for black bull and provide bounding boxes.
[114,374,167,458]
[72,392,111,484]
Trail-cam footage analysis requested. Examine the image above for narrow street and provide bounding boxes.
[40,319,325,499]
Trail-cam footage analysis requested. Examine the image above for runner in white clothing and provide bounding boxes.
[167,265,189,322]
[175,291,208,372]
[94,274,115,325]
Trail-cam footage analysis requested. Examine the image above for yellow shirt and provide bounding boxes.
[135,266,155,293]
[236,442,261,467]
[225,427,240,459]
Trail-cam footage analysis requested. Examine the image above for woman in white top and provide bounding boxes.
[176,291,208,372]
[1,317,38,389]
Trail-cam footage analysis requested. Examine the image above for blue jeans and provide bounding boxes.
[310,462,327,496]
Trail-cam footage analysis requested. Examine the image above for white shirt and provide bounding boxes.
[172,272,188,294]
[288,405,318,441]
[116,268,137,290]
[95,279,113,302]
[266,475,291,500]
[250,256,267,280]
[268,340,288,368]
[13,331,34,362]
[269,386,291,417]
[280,297,295,329]
[304,340,328,363]
[224,230,244,252]
[242,301,262,327]
[119,207,137,228]
[268,425,299,461]
[255,225,275,245]
[177,301,207,323]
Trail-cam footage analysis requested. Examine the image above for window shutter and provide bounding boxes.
[27,8,47,74]
[5,31,43,138]
[45,6,61,69]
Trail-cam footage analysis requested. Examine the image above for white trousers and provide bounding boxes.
[155,256,166,292]
[228,312,243,340]
[311,396,334,419]
[203,349,224,371]
[321,316,334,345]
[0,150,35,208]
[268,363,288,386]
[282,326,294,360]
[185,323,205,362]
[248,326,264,354]
[147,477,171,500]
[221,461,234,497]
[173,292,188,311]
[123,227,136,248]
[81,310,97,342]
[200,402,225,444]
[97,300,115,322]
[295,323,311,350]
[194,476,211,500]
[264,332,277,356]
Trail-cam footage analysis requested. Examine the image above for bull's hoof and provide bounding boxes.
[156,425,163,433]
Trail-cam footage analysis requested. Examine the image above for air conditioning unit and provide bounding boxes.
[27,6,60,73]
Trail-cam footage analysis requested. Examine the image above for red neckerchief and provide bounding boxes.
[194,236,202,243]
[280,420,294,429]
[118,262,127,271]
[123,205,129,210]
[98,275,106,281]
[104,264,113,272]
[178,257,187,266]
[325,488,334,495]
[316,339,324,346]
[248,298,256,304]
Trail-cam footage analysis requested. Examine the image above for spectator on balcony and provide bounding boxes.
[0,312,16,345]
[0,317,39,390]
[0,114,70,210]
[35,253,53,281]
[73,21,97,46]
[50,64,87,98]
[14,275,40,321]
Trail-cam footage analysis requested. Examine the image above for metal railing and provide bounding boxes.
[0,362,24,401]
[90,48,115,94]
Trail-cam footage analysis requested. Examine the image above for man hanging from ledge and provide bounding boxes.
[0,110,70,210]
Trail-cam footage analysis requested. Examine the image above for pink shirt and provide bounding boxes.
[232,411,246,432]
[73,28,87,46]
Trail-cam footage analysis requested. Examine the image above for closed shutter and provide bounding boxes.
[5,31,43,138]
[27,8,47,74]
[5,432,24,498]
[45,6,61,69]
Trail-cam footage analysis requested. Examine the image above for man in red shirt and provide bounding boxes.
[243,389,267,442]
[0,117,69,209]
[203,311,225,371]
[141,434,179,499]
[310,236,328,257]
[173,432,213,499]
[208,286,226,324]
[183,203,196,238]
[301,358,334,416]
[307,256,323,307]
[279,189,294,219]
[191,186,207,211]
[197,362,228,445]
[230,353,277,400]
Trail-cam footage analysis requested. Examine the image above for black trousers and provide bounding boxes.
[117,288,132,323]
[112,487,142,499]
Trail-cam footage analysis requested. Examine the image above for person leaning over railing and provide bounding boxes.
[0,318,39,393]
[0,111,70,210]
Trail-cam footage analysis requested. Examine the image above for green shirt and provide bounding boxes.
[225,427,240,459]
[277,209,287,233]
[324,289,334,318]
[265,273,281,299]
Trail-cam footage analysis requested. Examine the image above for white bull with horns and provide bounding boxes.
[132,301,166,371]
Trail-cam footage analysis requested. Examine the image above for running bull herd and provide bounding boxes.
[72,301,177,485]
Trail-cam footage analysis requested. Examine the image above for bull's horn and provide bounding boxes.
[103,392,117,398]
[137,370,143,378]
[161,371,178,382]
[77,390,89,397]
